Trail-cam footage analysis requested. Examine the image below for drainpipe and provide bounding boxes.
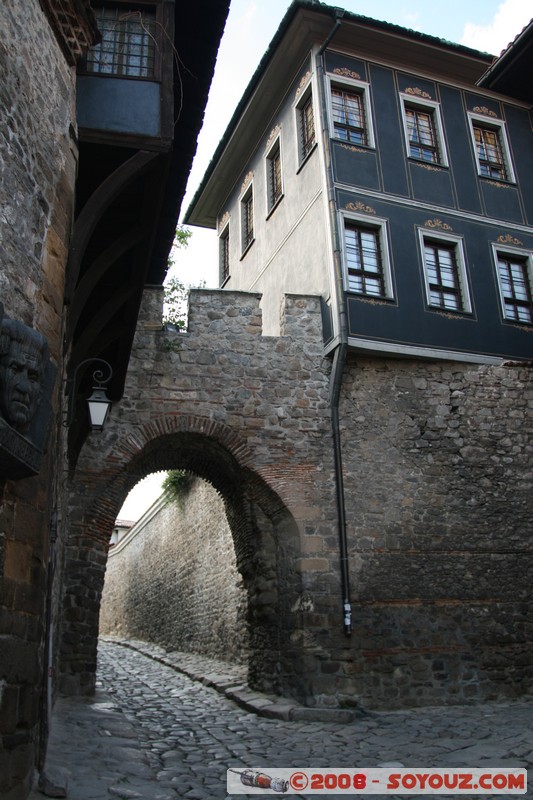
[38,508,57,773]
[316,10,352,635]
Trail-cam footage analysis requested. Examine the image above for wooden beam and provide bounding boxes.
[68,228,144,337]
[66,149,159,301]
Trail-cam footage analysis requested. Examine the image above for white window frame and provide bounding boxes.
[239,181,254,256]
[327,74,375,149]
[399,94,449,167]
[491,242,533,323]
[340,210,394,299]
[468,112,516,183]
[294,80,316,167]
[265,135,283,215]
[218,219,230,285]
[417,229,472,313]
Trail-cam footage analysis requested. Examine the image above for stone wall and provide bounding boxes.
[337,357,533,707]
[99,478,249,664]
[62,287,532,711]
[0,2,77,797]
[60,289,331,701]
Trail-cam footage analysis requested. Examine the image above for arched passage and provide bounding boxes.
[59,416,305,702]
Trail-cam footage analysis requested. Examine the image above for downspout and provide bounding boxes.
[38,508,57,772]
[316,10,352,635]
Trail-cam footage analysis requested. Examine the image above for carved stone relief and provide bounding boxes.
[0,303,56,478]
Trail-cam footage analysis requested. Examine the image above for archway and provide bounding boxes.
[58,417,305,702]
[100,472,250,666]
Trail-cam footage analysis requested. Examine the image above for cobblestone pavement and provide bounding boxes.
[37,639,533,800]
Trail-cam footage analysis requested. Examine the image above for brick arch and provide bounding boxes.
[59,414,305,701]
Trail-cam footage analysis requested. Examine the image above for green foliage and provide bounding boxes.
[163,276,189,330]
[163,225,204,330]
[162,469,193,507]
[174,225,192,250]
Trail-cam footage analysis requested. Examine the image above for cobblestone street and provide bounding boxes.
[37,640,533,800]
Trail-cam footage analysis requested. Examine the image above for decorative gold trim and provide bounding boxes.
[356,297,392,307]
[241,171,253,193]
[346,201,376,215]
[473,106,498,118]
[333,67,361,80]
[485,180,512,188]
[405,87,432,99]
[295,71,312,100]
[508,322,533,333]
[265,125,281,153]
[425,218,453,231]
[497,234,523,246]
[340,143,368,154]
[432,309,465,320]
[414,163,442,172]
[217,212,230,234]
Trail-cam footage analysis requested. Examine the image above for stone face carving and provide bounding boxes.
[0,304,56,478]
[0,318,49,432]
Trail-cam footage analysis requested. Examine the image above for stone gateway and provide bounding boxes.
[61,287,533,710]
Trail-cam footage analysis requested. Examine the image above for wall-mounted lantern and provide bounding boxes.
[67,358,113,431]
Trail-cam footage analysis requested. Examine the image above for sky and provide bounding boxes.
[118,0,532,521]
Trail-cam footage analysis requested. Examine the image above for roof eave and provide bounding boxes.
[184,0,494,229]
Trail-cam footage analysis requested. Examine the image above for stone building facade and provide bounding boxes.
[62,286,532,711]
[100,479,249,664]
[0,3,81,796]
[0,2,228,797]
[1,3,531,796]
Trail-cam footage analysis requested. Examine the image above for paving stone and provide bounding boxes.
[36,640,533,800]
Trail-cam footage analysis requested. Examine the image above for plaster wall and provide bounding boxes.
[220,62,331,335]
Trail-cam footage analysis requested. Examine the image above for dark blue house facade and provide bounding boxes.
[185,2,533,365]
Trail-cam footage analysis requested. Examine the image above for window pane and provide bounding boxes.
[474,124,507,180]
[424,241,464,310]
[442,292,460,310]
[332,87,367,145]
[498,256,533,322]
[86,8,156,78]
[349,275,364,293]
[365,277,382,296]
[345,224,386,298]
[269,147,282,207]
[221,232,230,282]
[406,106,438,163]
[300,96,315,158]
[242,193,254,250]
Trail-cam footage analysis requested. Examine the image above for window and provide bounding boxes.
[400,96,448,166]
[343,217,392,299]
[469,114,515,182]
[266,140,283,212]
[299,93,315,160]
[219,225,230,284]
[405,107,439,162]
[86,6,157,78]
[332,87,367,144]
[494,249,533,323]
[329,78,374,148]
[241,185,254,254]
[419,232,471,313]
[473,125,506,179]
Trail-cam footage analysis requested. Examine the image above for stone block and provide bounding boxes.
[0,684,19,734]
[3,540,33,583]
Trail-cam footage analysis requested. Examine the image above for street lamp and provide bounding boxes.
[66,358,113,431]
